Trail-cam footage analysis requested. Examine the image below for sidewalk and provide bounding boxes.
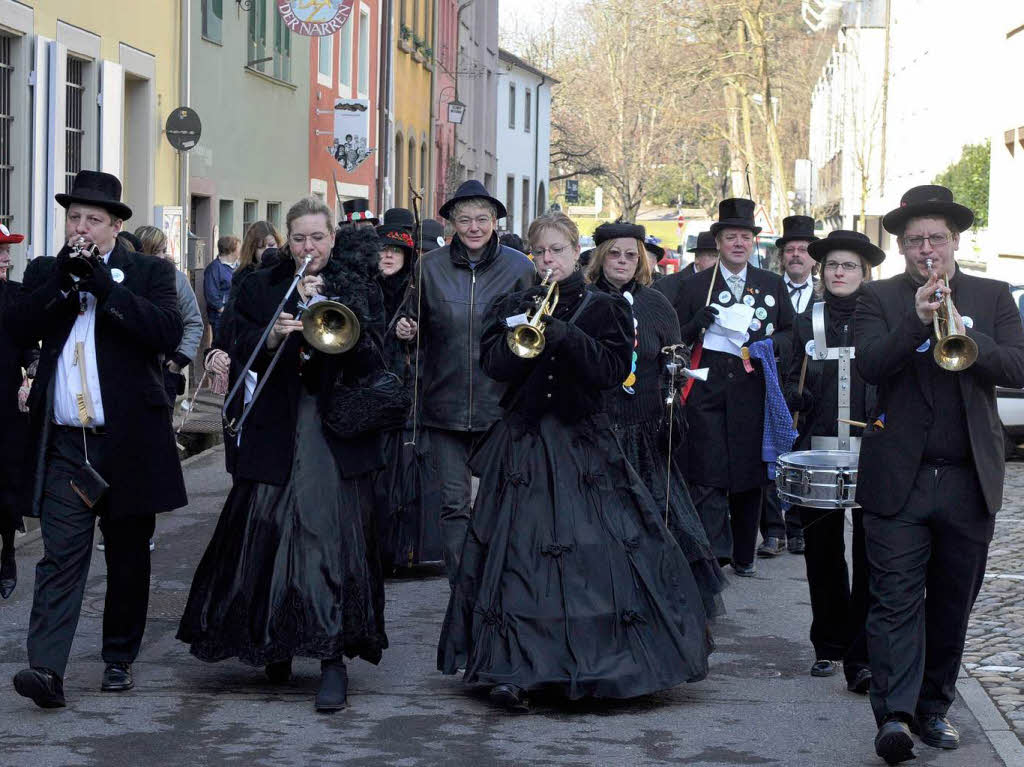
[0,447,1012,766]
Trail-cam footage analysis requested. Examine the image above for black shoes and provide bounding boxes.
[13,667,66,708]
[265,659,293,684]
[810,659,840,677]
[847,667,872,694]
[757,537,785,557]
[787,536,805,555]
[0,542,15,599]
[875,718,915,764]
[315,658,348,712]
[732,562,757,577]
[101,662,134,692]
[489,683,530,713]
[911,713,959,749]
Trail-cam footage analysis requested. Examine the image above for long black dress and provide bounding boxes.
[437,272,715,699]
[593,276,726,618]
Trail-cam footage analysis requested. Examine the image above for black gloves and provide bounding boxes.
[514,285,549,314]
[542,315,568,346]
[78,258,114,302]
[681,305,718,342]
[785,388,815,414]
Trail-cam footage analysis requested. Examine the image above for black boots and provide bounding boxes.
[265,659,293,684]
[0,534,16,599]
[13,667,66,708]
[315,658,348,713]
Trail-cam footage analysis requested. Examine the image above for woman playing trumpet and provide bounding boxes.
[437,213,715,712]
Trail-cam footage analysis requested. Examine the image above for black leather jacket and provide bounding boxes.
[411,233,536,431]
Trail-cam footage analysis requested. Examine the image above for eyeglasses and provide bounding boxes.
[783,246,809,256]
[823,261,862,273]
[608,249,639,260]
[902,233,950,250]
[530,243,571,258]
[288,232,330,246]
[454,215,493,228]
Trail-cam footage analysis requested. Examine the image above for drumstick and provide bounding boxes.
[699,256,720,340]
[837,418,868,428]
[792,354,808,430]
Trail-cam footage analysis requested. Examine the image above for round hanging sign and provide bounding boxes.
[277,0,355,36]
[165,107,202,151]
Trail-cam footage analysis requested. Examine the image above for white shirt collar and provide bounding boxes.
[720,261,747,283]
[785,274,810,288]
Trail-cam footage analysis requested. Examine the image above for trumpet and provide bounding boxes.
[926,258,977,371]
[507,269,560,358]
[67,236,99,284]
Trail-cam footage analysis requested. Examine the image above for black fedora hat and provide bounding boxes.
[710,198,761,236]
[808,229,886,267]
[775,215,818,249]
[593,221,645,246]
[419,218,446,252]
[881,185,974,235]
[376,224,416,255]
[438,179,507,221]
[687,230,716,253]
[383,207,415,232]
[55,170,132,220]
[341,198,378,224]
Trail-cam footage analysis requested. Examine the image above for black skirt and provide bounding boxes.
[177,392,388,666]
[437,411,715,699]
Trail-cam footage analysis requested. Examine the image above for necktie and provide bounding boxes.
[789,282,808,298]
[728,275,744,301]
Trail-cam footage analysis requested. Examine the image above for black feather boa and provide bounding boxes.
[319,227,382,322]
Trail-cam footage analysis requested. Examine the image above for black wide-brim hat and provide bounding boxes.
[807,229,886,267]
[687,230,716,253]
[439,179,507,221]
[376,224,416,255]
[881,185,974,234]
[383,207,415,232]
[593,221,645,246]
[776,214,818,249]
[709,197,761,236]
[55,170,132,220]
[419,218,446,252]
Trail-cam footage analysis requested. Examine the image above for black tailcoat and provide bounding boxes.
[854,269,1024,515]
[3,243,187,519]
[672,265,794,491]
[0,279,38,532]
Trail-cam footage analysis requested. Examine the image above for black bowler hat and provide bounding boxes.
[376,224,416,256]
[881,185,974,235]
[438,179,507,221]
[419,219,446,252]
[808,229,886,267]
[710,198,761,236]
[341,198,378,224]
[56,170,132,220]
[687,230,717,253]
[593,221,645,246]
[383,207,415,232]
[775,215,818,249]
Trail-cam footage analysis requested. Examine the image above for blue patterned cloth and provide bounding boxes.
[748,339,798,480]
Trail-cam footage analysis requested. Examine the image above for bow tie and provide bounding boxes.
[789,283,808,297]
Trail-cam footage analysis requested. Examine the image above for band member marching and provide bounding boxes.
[670,198,794,576]
[438,212,715,713]
[856,186,1024,764]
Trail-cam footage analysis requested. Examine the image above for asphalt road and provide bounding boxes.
[0,448,1006,766]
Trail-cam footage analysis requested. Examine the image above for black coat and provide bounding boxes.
[0,279,38,532]
[409,234,536,431]
[228,256,385,485]
[671,265,794,491]
[653,266,695,309]
[3,243,187,519]
[854,269,1024,516]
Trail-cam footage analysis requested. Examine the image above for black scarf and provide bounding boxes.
[450,231,499,268]
[377,264,411,324]
[595,273,638,296]
[552,270,588,319]
[824,287,861,343]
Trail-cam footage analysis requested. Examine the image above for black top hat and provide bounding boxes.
[383,207,415,232]
[807,229,886,267]
[687,230,716,253]
[775,215,818,249]
[881,185,974,235]
[593,221,645,246]
[438,179,507,221]
[419,219,446,252]
[376,224,416,255]
[341,198,378,224]
[55,170,132,220]
[709,198,761,236]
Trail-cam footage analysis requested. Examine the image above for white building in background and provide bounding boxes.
[495,48,554,239]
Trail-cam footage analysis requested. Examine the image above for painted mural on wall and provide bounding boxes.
[329,99,375,173]
[277,0,355,36]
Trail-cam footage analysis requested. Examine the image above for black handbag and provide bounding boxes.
[322,342,412,439]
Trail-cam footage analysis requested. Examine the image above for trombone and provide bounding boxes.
[507,269,560,358]
[926,258,977,371]
[222,255,360,436]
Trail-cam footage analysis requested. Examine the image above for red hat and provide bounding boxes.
[0,224,24,244]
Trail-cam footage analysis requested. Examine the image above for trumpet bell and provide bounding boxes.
[507,325,546,358]
[933,334,978,372]
[301,300,360,354]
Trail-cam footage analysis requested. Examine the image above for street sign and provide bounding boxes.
[277,0,355,36]
[566,179,579,204]
[754,204,775,235]
[165,107,202,151]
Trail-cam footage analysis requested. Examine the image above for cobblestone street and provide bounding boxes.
[963,460,1024,745]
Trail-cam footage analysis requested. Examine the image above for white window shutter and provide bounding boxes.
[99,60,123,179]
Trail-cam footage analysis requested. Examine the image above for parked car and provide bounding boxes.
[996,284,1024,457]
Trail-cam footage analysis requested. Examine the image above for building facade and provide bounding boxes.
[452,0,497,196]
[308,0,381,220]
[495,48,552,238]
[389,0,434,213]
[433,0,457,214]
[0,0,181,277]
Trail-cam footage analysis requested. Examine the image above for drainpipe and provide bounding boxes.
[378,0,394,212]
[426,0,439,215]
[180,0,191,267]
[533,74,546,228]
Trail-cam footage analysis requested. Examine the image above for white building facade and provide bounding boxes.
[495,48,553,239]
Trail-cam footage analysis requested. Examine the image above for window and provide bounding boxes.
[505,177,515,234]
[0,35,12,228]
[394,133,404,207]
[273,8,292,82]
[525,89,532,132]
[202,0,223,43]
[248,0,267,72]
[65,56,85,194]
[357,10,370,95]
[408,138,417,193]
[218,199,234,237]
[522,178,530,235]
[243,200,257,234]
[267,201,281,229]
[318,36,332,83]
[420,143,427,205]
[338,16,353,90]
[508,84,516,129]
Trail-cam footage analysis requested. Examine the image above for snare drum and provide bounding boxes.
[776,450,859,509]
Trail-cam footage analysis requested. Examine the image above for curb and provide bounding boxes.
[957,666,1024,765]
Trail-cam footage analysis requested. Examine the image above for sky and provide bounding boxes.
[499,0,584,47]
